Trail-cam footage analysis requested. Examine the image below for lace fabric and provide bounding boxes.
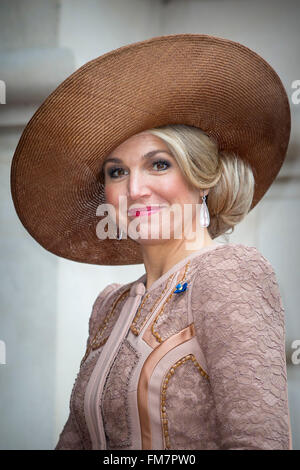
[190,245,290,449]
[164,358,220,449]
[55,244,291,450]
[55,283,124,450]
[102,339,140,449]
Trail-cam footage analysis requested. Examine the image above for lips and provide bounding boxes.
[128,206,164,217]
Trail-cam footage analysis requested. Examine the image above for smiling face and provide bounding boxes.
[103,131,207,246]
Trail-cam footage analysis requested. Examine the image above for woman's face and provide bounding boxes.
[103,131,206,245]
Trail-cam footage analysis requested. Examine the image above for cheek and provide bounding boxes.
[162,176,197,203]
[104,185,120,206]
[160,175,184,196]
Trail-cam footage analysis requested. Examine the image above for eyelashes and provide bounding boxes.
[107,159,171,179]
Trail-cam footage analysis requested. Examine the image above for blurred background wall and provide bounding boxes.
[0,0,299,450]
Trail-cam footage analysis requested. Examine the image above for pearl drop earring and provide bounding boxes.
[199,194,210,228]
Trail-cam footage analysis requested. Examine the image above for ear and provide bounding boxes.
[201,189,209,198]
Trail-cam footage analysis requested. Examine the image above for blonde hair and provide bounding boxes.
[145,124,255,241]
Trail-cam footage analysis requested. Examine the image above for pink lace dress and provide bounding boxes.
[55,243,292,450]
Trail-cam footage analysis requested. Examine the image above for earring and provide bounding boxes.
[116,226,123,240]
[199,194,210,228]
[112,220,123,240]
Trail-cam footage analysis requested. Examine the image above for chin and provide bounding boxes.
[133,234,173,246]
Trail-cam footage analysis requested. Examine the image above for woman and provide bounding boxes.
[10,34,292,450]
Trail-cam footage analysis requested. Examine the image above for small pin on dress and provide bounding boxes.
[174,282,188,293]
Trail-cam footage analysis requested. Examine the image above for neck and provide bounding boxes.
[141,228,215,290]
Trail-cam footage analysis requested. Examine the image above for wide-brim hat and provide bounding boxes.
[10,33,291,265]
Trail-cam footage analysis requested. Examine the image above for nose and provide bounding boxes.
[127,170,151,200]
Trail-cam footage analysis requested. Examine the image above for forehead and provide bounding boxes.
[102,132,172,169]
[112,132,166,152]
[104,132,169,160]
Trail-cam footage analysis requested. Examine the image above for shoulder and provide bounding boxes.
[190,243,284,325]
[190,242,276,279]
[91,283,122,309]
[88,281,133,338]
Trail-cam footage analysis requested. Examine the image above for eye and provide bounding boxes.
[152,160,171,171]
[106,159,171,179]
[107,167,128,178]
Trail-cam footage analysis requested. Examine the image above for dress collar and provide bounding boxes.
[133,242,224,295]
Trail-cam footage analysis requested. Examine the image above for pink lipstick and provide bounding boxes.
[128,206,164,217]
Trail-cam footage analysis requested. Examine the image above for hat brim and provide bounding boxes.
[10,33,291,265]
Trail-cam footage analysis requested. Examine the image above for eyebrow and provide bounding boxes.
[102,149,173,170]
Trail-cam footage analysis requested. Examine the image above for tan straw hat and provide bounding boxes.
[10,33,291,265]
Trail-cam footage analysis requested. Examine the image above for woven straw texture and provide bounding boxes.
[10,34,290,265]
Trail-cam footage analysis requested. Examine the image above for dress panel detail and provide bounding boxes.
[161,355,211,450]
[84,287,145,449]
[69,348,103,449]
[56,283,125,450]
[145,332,216,450]
[190,244,291,449]
[150,263,191,343]
[130,273,176,336]
[81,285,131,365]
[102,338,140,449]
[137,261,194,348]
[137,324,196,449]
[87,284,122,341]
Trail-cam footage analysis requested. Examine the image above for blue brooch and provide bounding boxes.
[173,282,188,294]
